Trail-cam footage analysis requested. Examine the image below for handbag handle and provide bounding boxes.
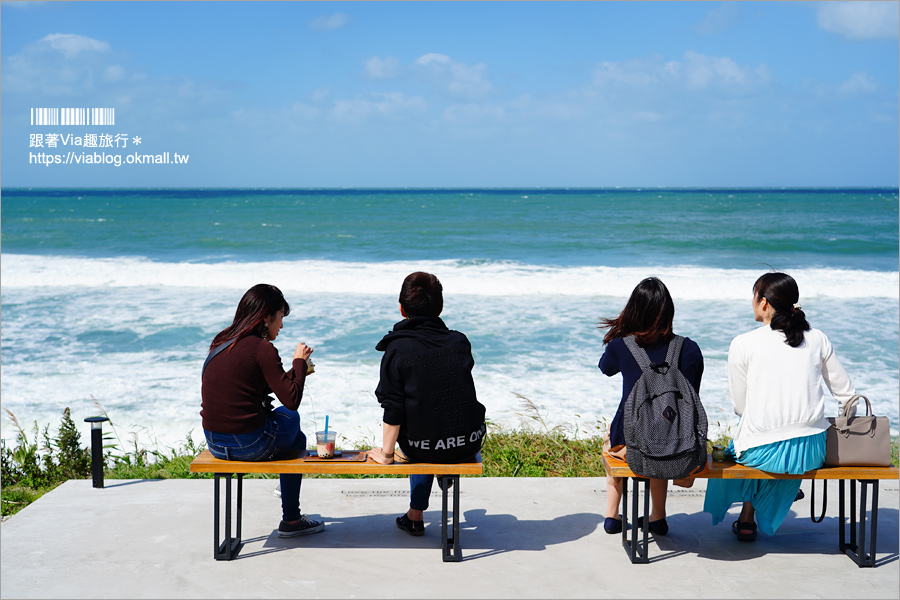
[841,394,872,419]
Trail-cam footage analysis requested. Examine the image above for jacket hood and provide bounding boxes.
[375,316,449,351]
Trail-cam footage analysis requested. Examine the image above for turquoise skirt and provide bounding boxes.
[703,431,826,536]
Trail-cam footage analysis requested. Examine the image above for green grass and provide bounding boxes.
[481,430,606,477]
[3,405,899,519]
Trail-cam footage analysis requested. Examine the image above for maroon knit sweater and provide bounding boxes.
[200,334,308,434]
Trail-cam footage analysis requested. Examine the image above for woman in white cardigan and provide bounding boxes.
[703,272,856,542]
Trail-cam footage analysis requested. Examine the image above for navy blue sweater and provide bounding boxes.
[599,335,704,447]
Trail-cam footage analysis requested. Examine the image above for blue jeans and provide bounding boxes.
[410,475,434,511]
[204,406,306,522]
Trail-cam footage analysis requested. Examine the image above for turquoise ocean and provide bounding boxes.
[2,188,898,450]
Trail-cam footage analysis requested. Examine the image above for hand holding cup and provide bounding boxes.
[294,342,313,361]
[294,343,315,373]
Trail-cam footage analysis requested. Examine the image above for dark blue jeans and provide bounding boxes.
[204,406,306,522]
[410,475,434,511]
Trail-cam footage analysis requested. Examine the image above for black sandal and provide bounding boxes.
[732,520,757,542]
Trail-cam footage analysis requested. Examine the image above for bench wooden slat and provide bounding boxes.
[190,449,483,476]
[602,453,899,480]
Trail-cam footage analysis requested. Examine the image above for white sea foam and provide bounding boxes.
[2,253,898,299]
[2,254,897,454]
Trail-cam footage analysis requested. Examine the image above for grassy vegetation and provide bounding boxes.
[3,404,898,519]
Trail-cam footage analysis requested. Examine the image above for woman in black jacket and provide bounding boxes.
[368,272,486,536]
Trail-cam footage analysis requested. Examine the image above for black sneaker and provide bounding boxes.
[437,475,454,491]
[278,515,325,538]
[396,513,425,536]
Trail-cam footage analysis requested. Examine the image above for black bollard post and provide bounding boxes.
[84,416,109,488]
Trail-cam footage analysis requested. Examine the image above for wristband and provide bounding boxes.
[382,451,395,458]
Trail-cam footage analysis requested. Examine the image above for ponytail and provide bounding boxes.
[753,272,810,348]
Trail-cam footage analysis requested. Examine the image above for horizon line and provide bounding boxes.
[3,185,898,192]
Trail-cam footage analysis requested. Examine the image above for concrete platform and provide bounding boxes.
[1,477,898,599]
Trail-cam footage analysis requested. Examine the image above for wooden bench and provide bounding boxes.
[189,449,483,562]
[602,452,899,567]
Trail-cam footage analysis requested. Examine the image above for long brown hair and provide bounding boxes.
[210,284,290,351]
[599,277,674,346]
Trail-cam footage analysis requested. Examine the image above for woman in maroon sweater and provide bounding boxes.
[201,283,324,538]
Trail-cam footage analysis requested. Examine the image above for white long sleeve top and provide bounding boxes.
[728,325,856,456]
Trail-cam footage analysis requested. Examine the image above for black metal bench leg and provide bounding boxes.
[810,479,827,523]
[236,473,243,546]
[213,473,243,560]
[839,479,879,567]
[441,475,462,562]
[621,476,650,564]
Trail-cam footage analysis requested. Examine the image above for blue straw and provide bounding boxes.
[324,415,329,433]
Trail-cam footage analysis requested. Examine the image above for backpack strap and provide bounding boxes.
[624,334,685,374]
[201,339,235,379]
[622,335,654,373]
[664,335,685,370]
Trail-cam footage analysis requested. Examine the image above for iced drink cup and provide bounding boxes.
[712,445,726,462]
[316,430,336,459]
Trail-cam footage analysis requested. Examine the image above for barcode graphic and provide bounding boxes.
[31,108,115,126]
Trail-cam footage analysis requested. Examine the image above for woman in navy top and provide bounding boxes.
[598,277,704,536]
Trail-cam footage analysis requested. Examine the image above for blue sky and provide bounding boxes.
[2,1,898,187]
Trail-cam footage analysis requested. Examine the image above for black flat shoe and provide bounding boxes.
[637,516,669,536]
[437,475,454,491]
[603,517,623,534]
[396,513,424,536]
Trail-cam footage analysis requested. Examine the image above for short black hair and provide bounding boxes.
[399,271,443,317]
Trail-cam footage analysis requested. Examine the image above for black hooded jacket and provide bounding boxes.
[375,316,486,463]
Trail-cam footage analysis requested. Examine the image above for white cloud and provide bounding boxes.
[593,51,771,94]
[310,88,331,103]
[415,53,453,67]
[4,34,114,94]
[839,71,880,95]
[680,50,771,90]
[364,56,399,80]
[632,111,665,123]
[233,100,321,132]
[331,92,426,123]
[413,53,492,99]
[816,1,899,40]
[41,33,110,58]
[288,101,320,121]
[593,57,670,87]
[507,94,587,122]
[104,65,125,82]
[309,12,349,31]
[692,2,741,35]
[4,32,233,128]
[441,102,506,123]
